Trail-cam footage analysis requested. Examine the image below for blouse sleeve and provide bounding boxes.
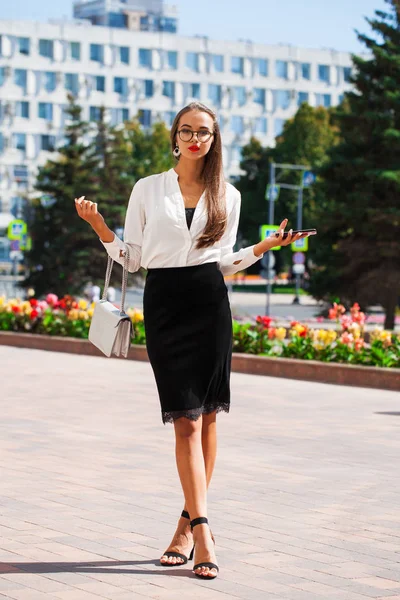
[99,178,145,273]
[219,189,264,277]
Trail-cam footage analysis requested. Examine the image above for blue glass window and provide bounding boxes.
[0,67,5,86]
[211,54,224,72]
[316,93,331,107]
[95,76,105,92]
[164,111,175,127]
[110,108,129,125]
[13,133,26,151]
[185,83,200,99]
[139,109,152,128]
[108,12,127,28]
[275,60,288,79]
[70,42,80,60]
[44,71,57,92]
[343,67,352,82]
[254,117,267,134]
[14,69,27,90]
[139,48,152,68]
[318,64,330,82]
[41,134,55,151]
[144,79,153,97]
[253,88,265,105]
[234,86,246,106]
[120,46,130,64]
[18,37,30,55]
[166,51,178,69]
[186,52,199,72]
[231,56,244,74]
[39,39,54,58]
[338,93,345,104]
[208,84,221,106]
[231,115,244,134]
[16,101,29,118]
[65,73,79,94]
[114,77,128,95]
[276,90,291,110]
[274,118,286,136]
[0,132,3,152]
[298,92,309,106]
[301,63,311,79]
[163,80,175,99]
[255,58,268,76]
[38,102,53,120]
[89,106,101,121]
[90,44,104,63]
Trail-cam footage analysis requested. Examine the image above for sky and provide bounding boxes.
[0,0,388,53]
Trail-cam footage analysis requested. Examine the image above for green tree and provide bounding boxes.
[310,0,400,329]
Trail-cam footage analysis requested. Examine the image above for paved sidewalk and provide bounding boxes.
[1,346,400,600]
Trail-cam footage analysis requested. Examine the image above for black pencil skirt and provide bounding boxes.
[143,262,233,425]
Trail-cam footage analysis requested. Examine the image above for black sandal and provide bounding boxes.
[190,517,219,579]
[159,510,194,566]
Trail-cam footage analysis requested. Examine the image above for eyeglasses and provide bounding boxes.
[178,128,214,143]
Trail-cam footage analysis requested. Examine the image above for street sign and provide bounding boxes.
[7,219,27,241]
[9,250,24,261]
[292,264,305,275]
[10,240,21,251]
[260,224,281,251]
[291,236,309,252]
[265,184,280,202]
[293,252,305,265]
[302,171,316,187]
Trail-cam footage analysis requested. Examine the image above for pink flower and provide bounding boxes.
[46,293,58,306]
[329,302,346,320]
[340,332,354,345]
[341,315,353,331]
[268,327,276,340]
[354,338,365,352]
[353,311,366,326]
[38,300,48,311]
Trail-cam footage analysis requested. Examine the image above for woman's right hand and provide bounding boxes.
[74,196,104,228]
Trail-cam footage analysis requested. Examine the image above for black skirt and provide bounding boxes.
[143,262,232,424]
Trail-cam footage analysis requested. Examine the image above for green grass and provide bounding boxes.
[232,285,309,295]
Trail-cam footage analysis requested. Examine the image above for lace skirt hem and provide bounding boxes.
[162,402,230,425]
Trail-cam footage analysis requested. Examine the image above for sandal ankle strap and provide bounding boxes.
[190,516,208,530]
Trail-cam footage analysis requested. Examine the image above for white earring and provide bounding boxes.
[173,146,181,157]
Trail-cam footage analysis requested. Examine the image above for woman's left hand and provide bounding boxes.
[253,219,309,257]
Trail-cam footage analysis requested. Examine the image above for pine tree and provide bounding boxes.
[311,0,400,329]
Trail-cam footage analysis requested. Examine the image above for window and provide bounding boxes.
[16,101,29,118]
[231,115,244,134]
[70,41,81,60]
[231,56,244,74]
[343,67,352,82]
[109,12,127,28]
[164,111,175,127]
[44,71,57,92]
[274,118,286,136]
[316,93,331,107]
[208,84,221,106]
[65,73,79,94]
[90,44,104,63]
[89,106,101,121]
[234,86,246,106]
[0,132,3,152]
[14,165,28,181]
[114,76,128,95]
[139,48,152,68]
[162,80,175,99]
[275,60,288,79]
[298,92,309,106]
[211,54,224,72]
[18,37,30,55]
[0,67,5,86]
[144,79,153,97]
[138,109,152,128]
[255,58,268,76]
[14,69,27,90]
[185,83,200,99]
[166,50,178,69]
[39,39,54,58]
[13,133,26,151]
[301,63,311,80]
[318,64,330,82]
[38,102,53,120]
[253,88,265,106]
[254,117,267,134]
[186,52,199,72]
[95,75,105,92]
[110,108,129,125]
[120,46,130,64]
[11,196,27,218]
[338,93,345,104]
[276,90,291,110]
[41,134,55,151]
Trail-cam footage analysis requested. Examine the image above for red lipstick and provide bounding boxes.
[188,146,200,152]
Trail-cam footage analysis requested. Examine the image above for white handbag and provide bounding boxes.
[88,247,133,358]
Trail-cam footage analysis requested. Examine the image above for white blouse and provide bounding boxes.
[100,167,263,276]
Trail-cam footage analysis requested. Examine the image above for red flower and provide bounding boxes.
[29,298,38,308]
[11,305,21,314]
[268,327,276,340]
[290,320,299,327]
[30,309,39,320]
[299,328,307,337]
[256,315,272,329]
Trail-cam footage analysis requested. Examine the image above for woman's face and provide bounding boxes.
[175,110,215,161]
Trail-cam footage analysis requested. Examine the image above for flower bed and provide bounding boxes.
[1,295,399,369]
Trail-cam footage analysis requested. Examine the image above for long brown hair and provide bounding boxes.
[170,102,227,249]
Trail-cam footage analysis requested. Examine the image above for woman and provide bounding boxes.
[75,101,306,580]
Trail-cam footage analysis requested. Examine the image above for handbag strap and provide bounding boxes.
[102,244,130,316]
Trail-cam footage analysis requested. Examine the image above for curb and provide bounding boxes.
[1,331,399,392]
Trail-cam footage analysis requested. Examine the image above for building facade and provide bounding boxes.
[0,13,353,261]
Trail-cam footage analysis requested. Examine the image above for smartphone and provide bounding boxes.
[274,228,317,240]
